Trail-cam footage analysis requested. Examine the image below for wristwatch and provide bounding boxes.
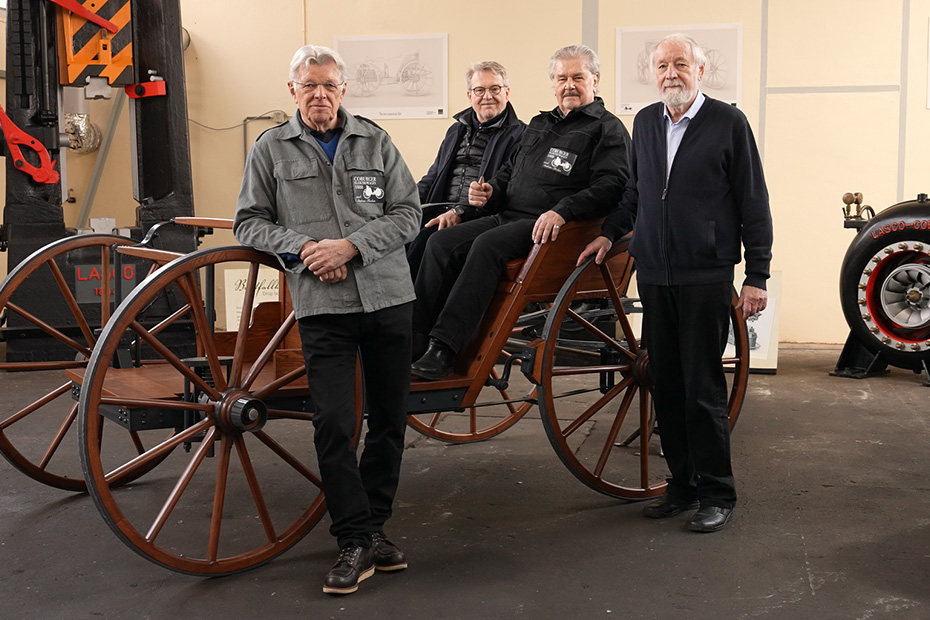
[451,205,467,217]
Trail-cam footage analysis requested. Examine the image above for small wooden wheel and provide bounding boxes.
[78,246,362,575]
[407,350,536,443]
[0,234,154,491]
[538,256,748,500]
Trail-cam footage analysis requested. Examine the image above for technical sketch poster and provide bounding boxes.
[616,24,742,115]
[334,33,448,119]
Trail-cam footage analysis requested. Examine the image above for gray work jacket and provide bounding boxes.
[234,109,420,318]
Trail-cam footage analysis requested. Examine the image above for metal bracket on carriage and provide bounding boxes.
[113,217,232,265]
[516,338,546,385]
[484,346,536,390]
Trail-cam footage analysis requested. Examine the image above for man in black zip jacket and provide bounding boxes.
[407,61,525,277]
[579,33,773,533]
[411,44,631,380]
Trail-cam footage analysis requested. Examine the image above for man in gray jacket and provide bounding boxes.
[234,44,420,595]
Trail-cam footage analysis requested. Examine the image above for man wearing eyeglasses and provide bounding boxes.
[411,44,631,380]
[406,61,525,278]
[234,44,420,595]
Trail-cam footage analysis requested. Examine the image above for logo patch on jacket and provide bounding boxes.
[542,148,576,175]
[352,174,385,202]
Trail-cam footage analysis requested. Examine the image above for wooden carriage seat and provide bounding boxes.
[454,217,629,380]
[502,258,526,282]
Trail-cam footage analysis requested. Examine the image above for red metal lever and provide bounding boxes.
[47,0,119,34]
[0,104,60,185]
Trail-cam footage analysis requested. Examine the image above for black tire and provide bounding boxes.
[839,198,930,370]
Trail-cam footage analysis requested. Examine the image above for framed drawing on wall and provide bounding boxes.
[616,24,742,116]
[334,33,448,120]
[726,270,781,373]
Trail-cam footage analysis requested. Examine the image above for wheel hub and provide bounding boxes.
[632,350,651,388]
[215,390,268,433]
[880,263,930,328]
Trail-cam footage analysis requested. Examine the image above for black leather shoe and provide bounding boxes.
[411,338,456,381]
[372,531,407,571]
[643,495,700,519]
[689,506,733,532]
[323,545,375,595]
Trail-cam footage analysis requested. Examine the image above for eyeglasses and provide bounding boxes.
[293,81,344,94]
[470,85,504,97]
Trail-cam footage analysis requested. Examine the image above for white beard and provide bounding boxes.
[660,81,697,108]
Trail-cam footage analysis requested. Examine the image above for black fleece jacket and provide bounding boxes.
[483,97,631,222]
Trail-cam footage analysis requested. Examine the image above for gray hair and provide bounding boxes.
[289,44,347,83]
[649,33,707,70]
[548,44,600,81]
[464,60,510,88]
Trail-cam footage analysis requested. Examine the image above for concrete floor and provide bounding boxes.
[1,345,929,620]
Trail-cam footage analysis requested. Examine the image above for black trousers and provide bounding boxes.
[639,282,736,509]
[298,302,412,549]
[412,215,535,352]
[406,204,450,279]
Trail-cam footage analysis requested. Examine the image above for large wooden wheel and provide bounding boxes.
[0,233,155,491]
[78,246,362,575]
[537,256,748,500]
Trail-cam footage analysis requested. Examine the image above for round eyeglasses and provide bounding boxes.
[470,85,504,97]
[293,81,344,94]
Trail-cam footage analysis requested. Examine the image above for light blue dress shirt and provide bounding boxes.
[664,90,706,181]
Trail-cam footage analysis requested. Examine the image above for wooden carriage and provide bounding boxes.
[0,217,749,575]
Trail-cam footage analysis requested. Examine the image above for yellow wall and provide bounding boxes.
[4,0,930,345]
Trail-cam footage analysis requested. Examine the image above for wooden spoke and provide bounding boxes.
[229,263,259,387]
[148,303,193,338]
[38,402,79,470]
[267,409,313,422]
[178,272,228,393]
[234,434,277,543]
[592,385,638,478]
[207,434,234,562]
[0,360,87,371]
[242,312,297,391]
[129,320,221,401]
[254,430,322,487]
[560,376,633,438]
[566,307,635,360]
[0,382,72,431]
[46,258,97,348]
[103,418,212,485]
[98,396,214,413]
[252,367,304,399]
[146,426,218,543]
[5,302,92,357]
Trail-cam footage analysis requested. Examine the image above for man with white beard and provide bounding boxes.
[578,33,773,533]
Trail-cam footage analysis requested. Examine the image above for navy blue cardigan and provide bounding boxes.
[602,96,773,289]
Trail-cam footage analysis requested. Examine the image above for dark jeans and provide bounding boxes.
[412,215,535,352]
[639,281,736,509]
[298,302,412,549]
